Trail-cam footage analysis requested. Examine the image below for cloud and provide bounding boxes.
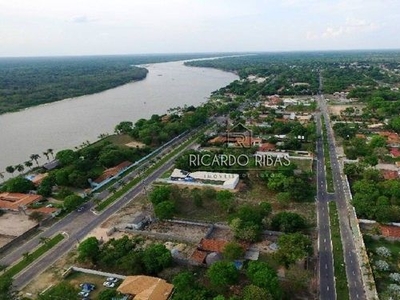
[322,17,379,38]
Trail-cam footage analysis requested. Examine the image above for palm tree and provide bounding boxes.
[24,160,33,170]
[47,149,54,159]
[15,164,24,174]
[22,251,31,261]
[5,166,15,177]
[30,154,41,166]
[43,151,50,161]
[0,171,4,182]
[39,236,50,247]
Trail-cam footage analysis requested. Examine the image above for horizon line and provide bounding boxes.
[1,48,400,59]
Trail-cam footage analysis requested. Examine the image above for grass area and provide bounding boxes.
[95,126,211,212]
[328,201,349,300]
[321,115,335,193]
[363,235,400,297]
[1,233,64,279]
[64,271,118,299]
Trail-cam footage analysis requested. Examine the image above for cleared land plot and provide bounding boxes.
[328,104,365,116]
[0,213,37,237]
[146,221,209,243]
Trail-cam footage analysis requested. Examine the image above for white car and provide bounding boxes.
[103,281,115,288]
[78,291,90,297]
[106,277,119,283]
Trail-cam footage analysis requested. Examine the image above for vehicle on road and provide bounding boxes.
[106,277,119,283]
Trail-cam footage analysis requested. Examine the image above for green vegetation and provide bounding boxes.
[321,115,334,193]
[77,235,172,276]
[364,235,400,299]
[37,282,79,300]
[329,201,349,300]
[1,233,64,279]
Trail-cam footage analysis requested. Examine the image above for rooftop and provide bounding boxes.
[0,193,43,211]
[94,161,132,184]
[117,275,174,300]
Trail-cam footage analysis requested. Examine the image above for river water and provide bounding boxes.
[0,60,238,177]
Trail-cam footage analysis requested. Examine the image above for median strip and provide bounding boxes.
[1,233,65,279]
[321,115,335,193]
[328,201,350,300]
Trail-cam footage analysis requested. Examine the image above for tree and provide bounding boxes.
[115,121,134,135]
[14,164,24,174]
[0,276,13,300]
[4,177,35,193]
[223,242,245,261]
[30,153,41,166]
[98,289,118,300]
[43,151,50,161]
[5,166,15,177]
[63,194,83,211]
[369,135,387,149]
[276,233,312,267]
[24,160,33,170]
[0,171,4,182]
[47,148,54,159]
[142,244,172,274]
[216,190,234,212]
[29,211,45,223]
[55,149,78,166]
[230,218,262,242]
[246,261,281,299]
[172,272,209,300]
[207,261,239,287]
[270,212,307,233]
[243,285,272,300]
[77,237,100,264]
[149,185,172,205]
[154,201,175,220]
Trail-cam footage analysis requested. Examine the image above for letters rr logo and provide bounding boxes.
[227,123,253,148]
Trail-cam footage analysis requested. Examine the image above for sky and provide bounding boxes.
[0,0,399,57]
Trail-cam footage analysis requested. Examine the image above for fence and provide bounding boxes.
[66,266,127,280]
[0,224,39,255]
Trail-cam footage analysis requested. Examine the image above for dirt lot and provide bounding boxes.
[328,104,365,116]
[147,221,209,243]
[0,212,37,237]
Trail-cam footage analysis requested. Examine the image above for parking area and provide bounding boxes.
[64,271,120,299]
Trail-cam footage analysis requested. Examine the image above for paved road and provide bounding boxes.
[318,93,366,300]
[0,133,199,291]
[315,112,336,300]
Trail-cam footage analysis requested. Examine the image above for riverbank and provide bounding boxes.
[0,60,238,179]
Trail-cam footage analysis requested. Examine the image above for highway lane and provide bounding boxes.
[318,94,366,300]
[315,112,336,300]
[13,140,192,290]
[0,130,199,290]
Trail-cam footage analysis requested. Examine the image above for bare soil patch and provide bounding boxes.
[0,212,37,236]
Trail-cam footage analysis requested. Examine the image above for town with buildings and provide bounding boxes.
[1,52,400,300]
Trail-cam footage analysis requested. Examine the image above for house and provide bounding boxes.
[170,169,240,189]
[29,173,49,186]
[93,161,132,185]
[390,148,400,158]
[377,131,400,146]
[28,207,61,218]
[380,225,400,238]
[43,159,60,171]
[117,275,174,300]
[259,143,276,152]
[0,193,43,212]
[126,212,151,230]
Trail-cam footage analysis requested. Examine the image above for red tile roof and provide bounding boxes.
[0,193,43,211]
[390,148,400,158]
[378,131,400,144]
[381,170,399,180]
[199,238,229,253]
[380,225,400,237]
[94,161,132,184]
[259,143,276,151]
[190,249,207,264]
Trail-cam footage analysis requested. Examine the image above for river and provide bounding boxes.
[0,60,238,178]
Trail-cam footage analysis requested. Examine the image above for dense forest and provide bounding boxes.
[185,50,400,96]
[0,53,237,114]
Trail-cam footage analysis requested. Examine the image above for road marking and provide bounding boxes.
[327,286,329,291]
[325,264,328,269]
